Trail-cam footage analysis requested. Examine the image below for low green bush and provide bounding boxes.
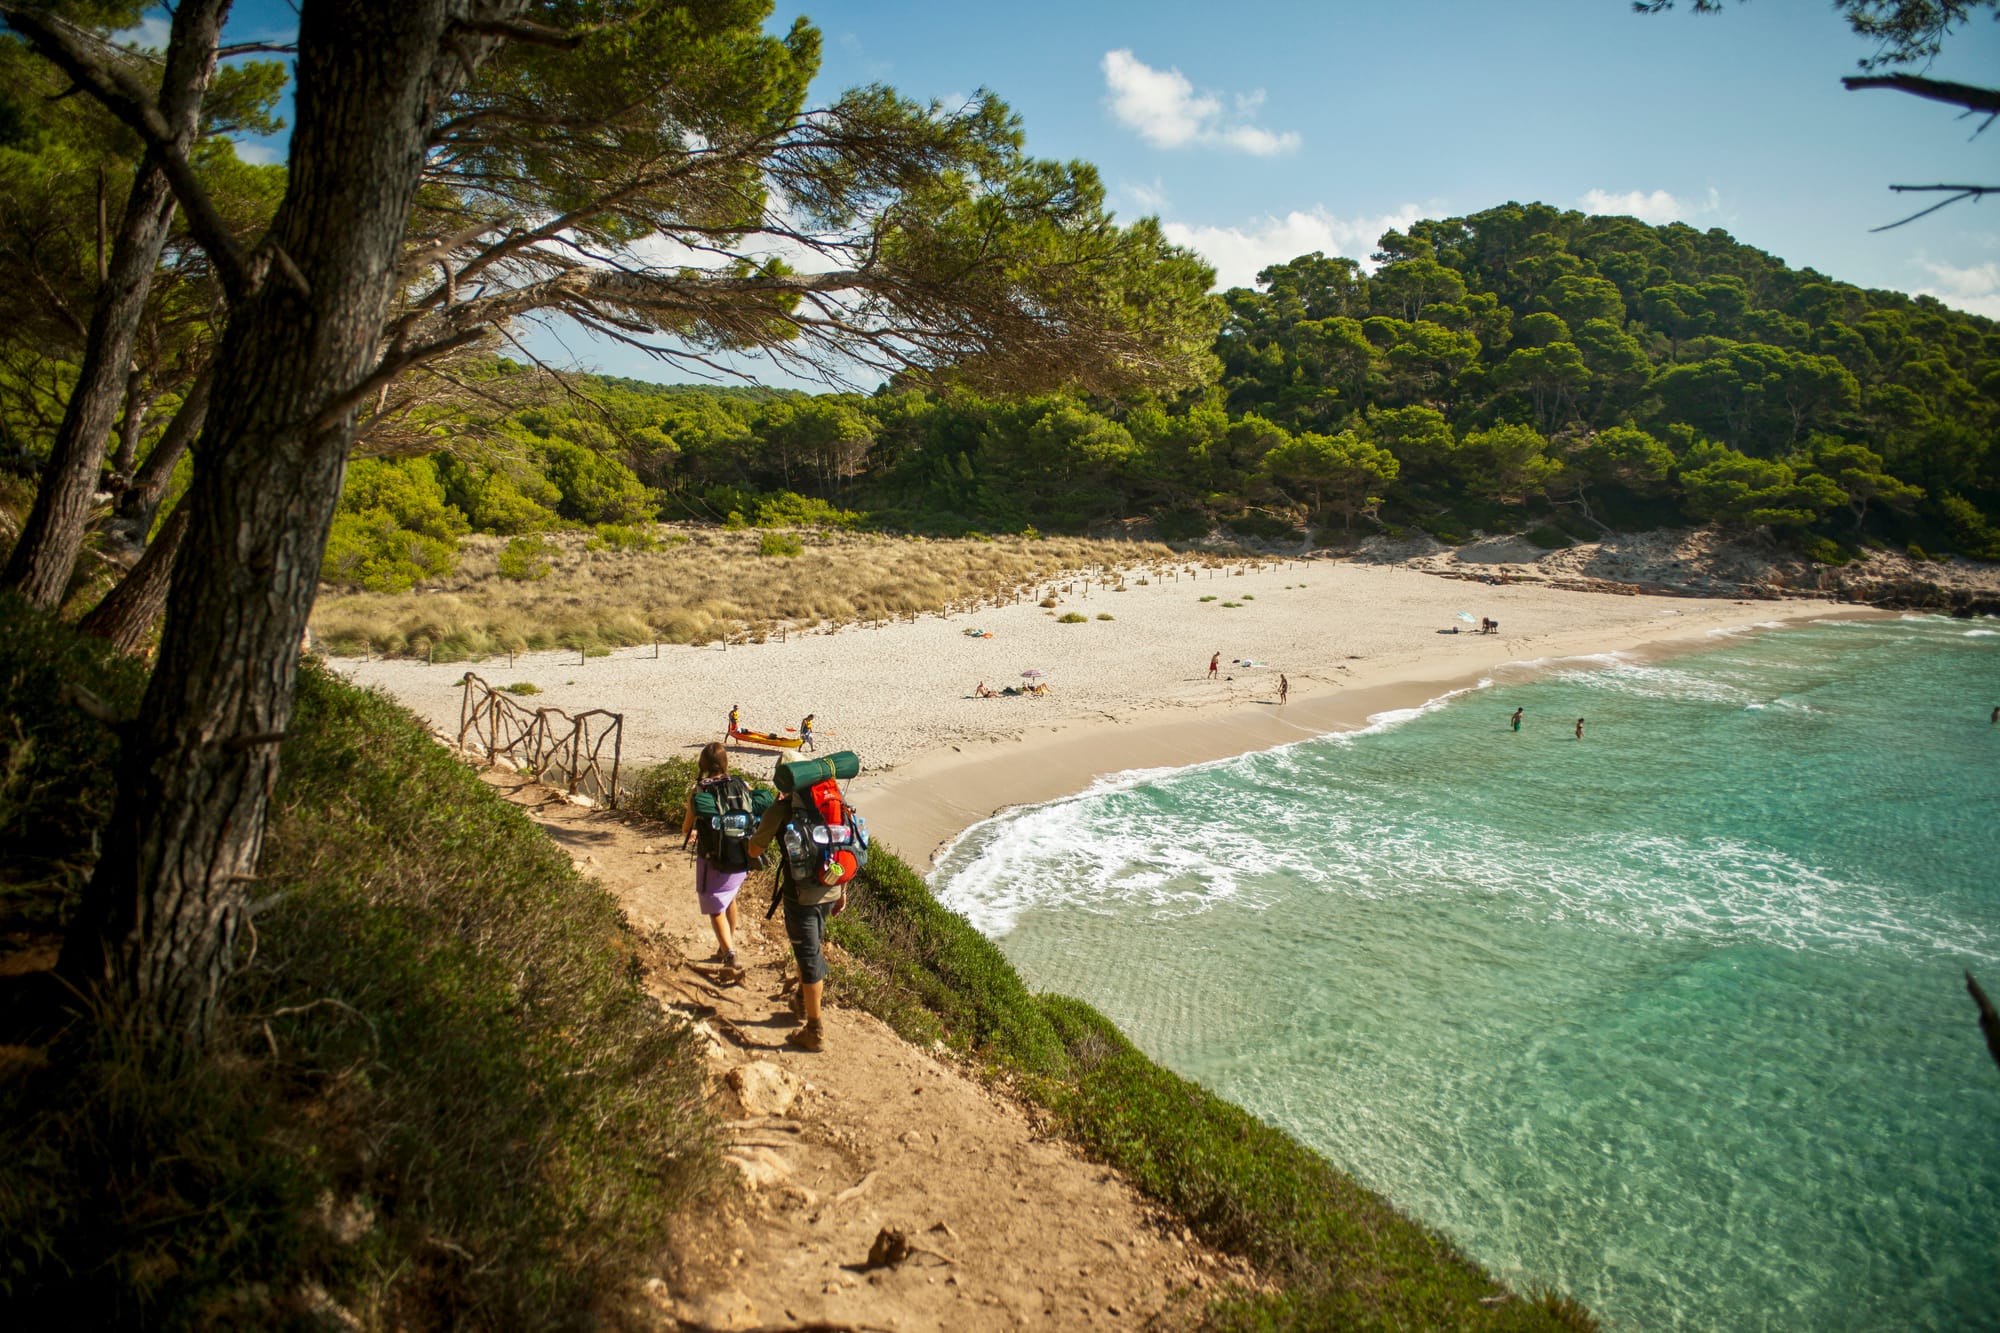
[758,531,804,558]
[1057,611,1088,624]
[502,681,542,695]
[1097,613,1114,621]
[0,593,147,935]
[496,534,555,581]
[1795,534,1850,565]
[587,523,660,552]
[627,755,700,823]
[1225,511,1300,542]
[1151,506,1211,541]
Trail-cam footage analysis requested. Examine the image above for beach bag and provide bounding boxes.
[691,776,770,873]
[773,752,868,907]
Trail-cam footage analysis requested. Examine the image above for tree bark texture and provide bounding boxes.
[59,0,501,1049]
[77,501,189,656]
[0,0,227,609]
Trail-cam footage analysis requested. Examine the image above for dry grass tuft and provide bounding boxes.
[313,527,1187,658]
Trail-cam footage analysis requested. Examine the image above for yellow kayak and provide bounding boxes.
[729,725,803,750]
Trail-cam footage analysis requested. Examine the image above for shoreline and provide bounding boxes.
[856,600,1882,870]
[327,556,1897,878]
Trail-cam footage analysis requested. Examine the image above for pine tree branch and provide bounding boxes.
[1842,72,2000,116]
[1869,183,1998,230]
[0,1,252,300]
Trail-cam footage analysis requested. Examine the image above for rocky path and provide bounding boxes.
[485,774,1249,1331]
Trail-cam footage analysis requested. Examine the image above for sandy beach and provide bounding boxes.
[330,556,1870,868]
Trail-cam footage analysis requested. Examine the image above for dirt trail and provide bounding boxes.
[485,773,1247,1331]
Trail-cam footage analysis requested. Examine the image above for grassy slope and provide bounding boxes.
[0,599,715,1329]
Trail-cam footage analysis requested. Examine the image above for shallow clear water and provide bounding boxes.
[933,616,2000,1331]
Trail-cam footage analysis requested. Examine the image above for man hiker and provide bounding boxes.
[747,793,832,1052]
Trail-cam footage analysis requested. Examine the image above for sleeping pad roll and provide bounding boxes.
[774,750,859,793]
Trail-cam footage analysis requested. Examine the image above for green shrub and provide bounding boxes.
[1096,613,1114,621]
[502,681,542,695]
[496,535,555,582]
[1200,595,1218,603]
[1057,611,1088,623]
[1225,511,1300,542]
[1151,506,1211,541]
[0,594,147,935]
[1525,524,1574,550]
[322,457,470,593]
[758,531,804,558]
[587,523,659,552]
[627,755,773,825]
[1796,534,1849,565]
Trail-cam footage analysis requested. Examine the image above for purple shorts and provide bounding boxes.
[695,859,747,916]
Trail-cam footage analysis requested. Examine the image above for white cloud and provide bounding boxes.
[1101,50,1299,156]
[1120,177,1170,211]
[1162,205,1426,290]
[115,14,174,51]
[1913,258,2000,320]
[1576,187,1719,225]
[232,141,283,166]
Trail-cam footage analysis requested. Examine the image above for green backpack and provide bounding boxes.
[691,776,772,873]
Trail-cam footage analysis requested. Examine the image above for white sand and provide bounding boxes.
[330,558,1866,866]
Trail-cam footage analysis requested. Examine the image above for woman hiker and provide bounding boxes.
[680,742,746,971]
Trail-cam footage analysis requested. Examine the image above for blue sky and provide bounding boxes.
[190,2,2000,385]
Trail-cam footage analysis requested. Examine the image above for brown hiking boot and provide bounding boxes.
[785,1019,824,1053]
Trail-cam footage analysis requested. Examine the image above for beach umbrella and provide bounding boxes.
[1020,668,1045,678]
[1456,611,1477,624]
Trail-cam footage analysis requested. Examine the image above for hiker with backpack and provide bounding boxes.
[745,750,869,1054]
[681,741,767,972]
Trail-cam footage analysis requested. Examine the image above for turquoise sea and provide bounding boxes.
[931,615,2000,1331]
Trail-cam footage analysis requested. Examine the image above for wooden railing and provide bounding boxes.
[457,674,624,808]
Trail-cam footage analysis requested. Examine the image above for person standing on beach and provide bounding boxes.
[800,714,816,752]
[1279,674,1289,704]
[1575,718,1585,740]
[681,742,748,972]
[1209,652,1220,679]
[1511,707,1523,732]
[728,703,740,738]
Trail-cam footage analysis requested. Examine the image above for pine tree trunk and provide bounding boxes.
[58,0,475,1049]
[77,502,189,656]
[0,0,227,608]
[0,162,178,606]
[117,369,210,539]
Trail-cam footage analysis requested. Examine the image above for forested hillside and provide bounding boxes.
[314,202,1998,593]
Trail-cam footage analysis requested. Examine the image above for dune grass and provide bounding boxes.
[827,845,1596,1332]
[311,527,1248,659]
[0,606,716,1329]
